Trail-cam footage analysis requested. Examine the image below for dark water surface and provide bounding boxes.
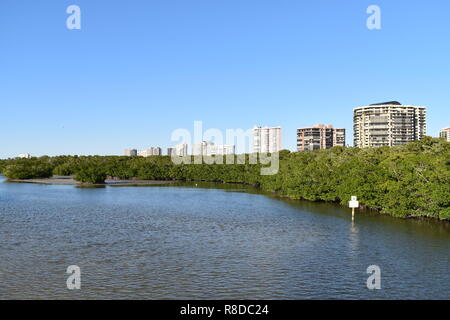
[0,175,449,299]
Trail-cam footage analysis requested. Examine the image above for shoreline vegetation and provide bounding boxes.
[1,137,449,220]
[6,175,175,187]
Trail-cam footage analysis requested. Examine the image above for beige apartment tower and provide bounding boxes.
[353,102,426,148]
[297,125,345,151]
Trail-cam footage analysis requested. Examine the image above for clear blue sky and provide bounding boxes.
[1,0,449,158]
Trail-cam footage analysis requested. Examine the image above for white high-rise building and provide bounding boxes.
[353,102,427,148]
[252,126,282,153]
[440,127,450,142]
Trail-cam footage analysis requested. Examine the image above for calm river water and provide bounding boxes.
[0,175,449,299]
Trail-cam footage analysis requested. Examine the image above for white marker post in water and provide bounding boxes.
[349,196,359,221]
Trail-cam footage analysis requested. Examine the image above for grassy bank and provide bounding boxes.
[1,137,449,220]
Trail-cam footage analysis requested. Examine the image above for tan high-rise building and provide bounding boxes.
[253,126,282,153]
[297,124,346,151]
[353,102,426,148]
[440,127,450,142]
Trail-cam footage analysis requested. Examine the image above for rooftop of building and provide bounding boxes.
[354,103,426,111]
[297,124,345,130]
[370,101,402,106]
[253,126,282,129]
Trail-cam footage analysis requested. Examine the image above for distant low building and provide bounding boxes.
[137,150,149,157]
[17,153,31,159]
[138,147,162,157]
[124,149,137,156]
[297,124,345,151]
[440,127,450,142]
[192,141,212,156]
[153,147,162,156]
[215,144,235,155]
[167,144,188,156]
[175,143,189,156]
[167,147,176,156]
[192,141,235,156]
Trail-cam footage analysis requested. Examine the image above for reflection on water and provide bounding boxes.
[0,176,449,299]
[349,221,360,253]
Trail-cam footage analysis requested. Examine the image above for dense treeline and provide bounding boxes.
[0,157,54,179]
[1,137,449,220]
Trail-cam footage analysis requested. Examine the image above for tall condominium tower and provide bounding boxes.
[297,124,346,151]
[353,102,427,148]
[440,127,450,142]
[253,126,282,153]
